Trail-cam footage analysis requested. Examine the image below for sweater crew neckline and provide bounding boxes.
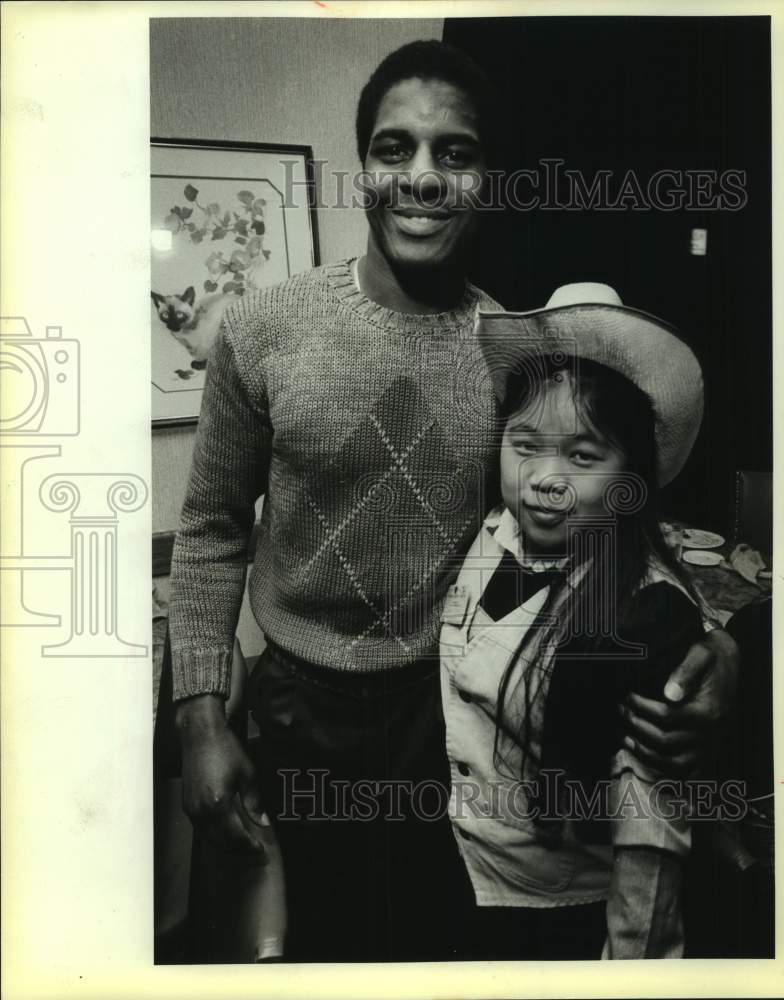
[326,258,479,335]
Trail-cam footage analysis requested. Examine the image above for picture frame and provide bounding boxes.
[150,138,320,427]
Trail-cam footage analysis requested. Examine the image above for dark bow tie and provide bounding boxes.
[480,551,567,621]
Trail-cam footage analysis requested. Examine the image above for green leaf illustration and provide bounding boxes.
[251,220,265,235]
[246,236,262,257]
[223,281,237,293]
[237,190,254,206]
[191,230,205,243]
[262,249,271,259]
[235,236,247,245]
[184,183,199,201]
[180,207,193,220]
[164,213,181,233]
[252,199,266,213]
[204,280,218,292]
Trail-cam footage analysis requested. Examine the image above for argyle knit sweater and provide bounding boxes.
[168,259,502,701]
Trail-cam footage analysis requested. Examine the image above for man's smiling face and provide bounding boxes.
[362,77,487,271]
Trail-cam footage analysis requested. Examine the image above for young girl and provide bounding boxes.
[440,283,706,960]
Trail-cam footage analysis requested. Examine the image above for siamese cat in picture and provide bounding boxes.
[151,286,238,380]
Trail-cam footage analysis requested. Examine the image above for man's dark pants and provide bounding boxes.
[249,640,473,962]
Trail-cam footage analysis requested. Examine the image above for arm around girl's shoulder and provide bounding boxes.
[617,579,706,702]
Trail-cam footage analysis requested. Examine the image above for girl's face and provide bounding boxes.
[500,375,627,553]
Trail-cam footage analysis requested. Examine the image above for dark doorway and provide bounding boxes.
[444,15,772,531]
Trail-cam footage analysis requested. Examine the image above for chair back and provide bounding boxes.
[734,470,772,557]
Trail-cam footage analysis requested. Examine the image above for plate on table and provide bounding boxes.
[682,528,725,549]
[682,549,724,567]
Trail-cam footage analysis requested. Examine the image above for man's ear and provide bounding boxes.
[151,290,164,307]
[182,286,196,305]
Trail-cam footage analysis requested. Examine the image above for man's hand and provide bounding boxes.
[176,694,268,863]
[623,629,739,777]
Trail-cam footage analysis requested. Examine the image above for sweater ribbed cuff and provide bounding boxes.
[171,647,234,702]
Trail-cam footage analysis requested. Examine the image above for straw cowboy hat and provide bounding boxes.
[476,282,704,485]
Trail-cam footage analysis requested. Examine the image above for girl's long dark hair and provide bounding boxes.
[493,357,701,839]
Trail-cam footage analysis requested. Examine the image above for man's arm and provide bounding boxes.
[169,316,272,854]
[623,629,739,777]
[169,318,271,699]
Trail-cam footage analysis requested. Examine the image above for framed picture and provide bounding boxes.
[150,138,320,427]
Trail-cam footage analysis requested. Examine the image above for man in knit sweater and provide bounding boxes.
[169,41,738,961]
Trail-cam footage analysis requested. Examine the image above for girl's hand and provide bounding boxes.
[622,629,739,778]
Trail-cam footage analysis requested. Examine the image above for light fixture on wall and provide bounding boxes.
[690,228,708,256]
[151,229,173,253]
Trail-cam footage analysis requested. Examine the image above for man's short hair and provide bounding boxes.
[355,39,498,165]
